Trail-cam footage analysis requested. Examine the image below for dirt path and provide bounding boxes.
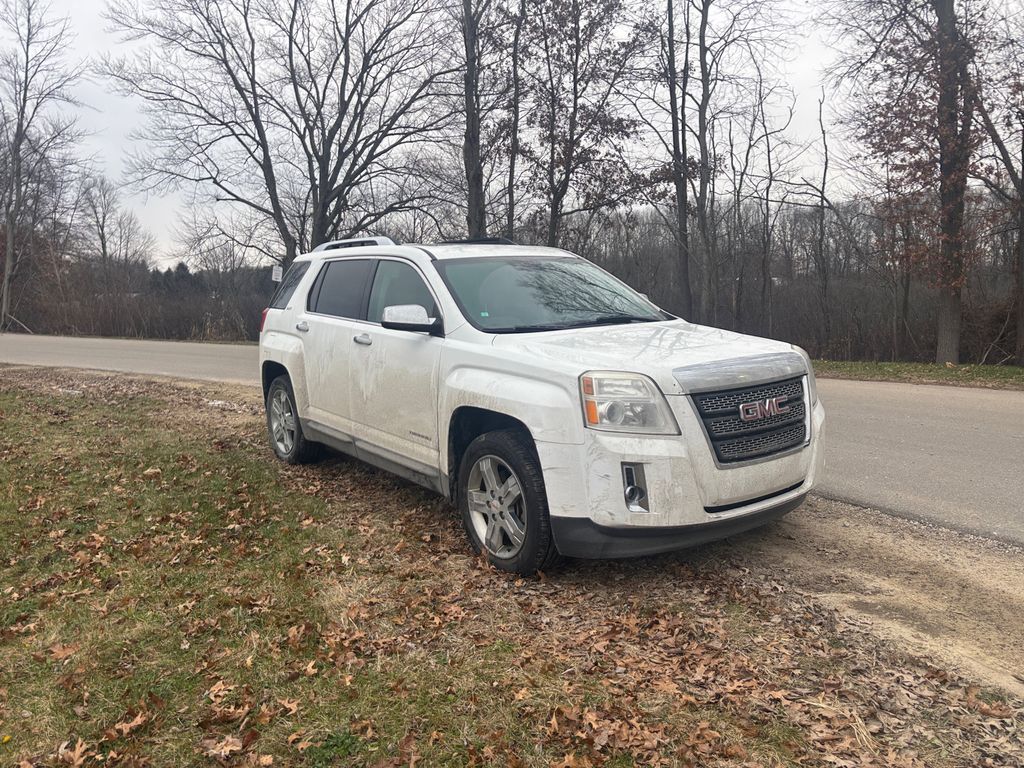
[729,496,1024,697]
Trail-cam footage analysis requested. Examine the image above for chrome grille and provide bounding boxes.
[692,377,807,463]
[705,401,806,437]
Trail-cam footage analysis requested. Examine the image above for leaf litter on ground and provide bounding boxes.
[0,365,1021,767]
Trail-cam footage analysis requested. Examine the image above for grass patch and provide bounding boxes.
[0,367,1021,767]
[813,359,1024,390]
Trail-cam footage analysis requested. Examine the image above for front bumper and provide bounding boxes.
[550,491,806,559]
[535,395,825,558]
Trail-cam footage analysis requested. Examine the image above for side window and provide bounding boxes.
[310,259,374,319]
[367,261,438,323]
[269,261,310,309]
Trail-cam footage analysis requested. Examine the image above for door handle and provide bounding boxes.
[295,321,309,332]
[353,333,372,346]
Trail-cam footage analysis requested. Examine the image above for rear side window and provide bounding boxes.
[269,261,310,309]
[367,261,438,322]
[309,259,374,319]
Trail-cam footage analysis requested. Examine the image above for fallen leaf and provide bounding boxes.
[109,710,148,738]
[202,735,243,759]
[278,698,300,716]
[58,738,89,767]
[49,643,80,661]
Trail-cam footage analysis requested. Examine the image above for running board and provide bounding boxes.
[301,419,445,495]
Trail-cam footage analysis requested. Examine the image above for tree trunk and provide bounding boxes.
[816,93,831,353]
[932,0,972,365]
[0,213,14,332]
[506,0,525,240]
[546,189,563,247]
[665,0,692,318]
[1,114,25,334]
[1016,201,1024,365]
[462,0,486,239]
[935,284,961,363]
[899,263,912,359]
[693,0,713,325]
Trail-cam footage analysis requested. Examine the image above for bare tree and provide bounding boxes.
[519,0,645,247]
[663,0,693,317]
[460,0,488,238]
[626,0,784,321]
[933,0,977,365]
[76,176,155,335]
[106,0,454,265]
[454,0,529,239]
[502,0,527,239]
[813,92,832,350]
[975,8,1024,365]
[0,0,80,331]
[827,0,980,363]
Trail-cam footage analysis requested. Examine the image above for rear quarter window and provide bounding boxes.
[269,261,311,309]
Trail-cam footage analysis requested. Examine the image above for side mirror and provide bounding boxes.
[381,304,443,336]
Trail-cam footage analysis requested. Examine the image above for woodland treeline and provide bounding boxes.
[2,0,1024,363]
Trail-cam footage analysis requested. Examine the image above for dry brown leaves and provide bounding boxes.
[3,369,1022,767]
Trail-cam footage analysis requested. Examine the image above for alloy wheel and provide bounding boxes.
[466,455,527,559]
[269,387,296,455]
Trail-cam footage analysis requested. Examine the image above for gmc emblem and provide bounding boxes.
[739,395,791,422]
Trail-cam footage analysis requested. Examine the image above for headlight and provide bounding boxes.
[792,346,818,404]
[579,371,679,434]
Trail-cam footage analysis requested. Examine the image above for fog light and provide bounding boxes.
[621,463,649,512]
[624,484,645,505]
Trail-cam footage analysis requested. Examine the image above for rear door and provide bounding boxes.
[299,258,375,434]
[349,258,444,475]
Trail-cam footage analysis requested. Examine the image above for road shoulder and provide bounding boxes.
[729,497,1024,697]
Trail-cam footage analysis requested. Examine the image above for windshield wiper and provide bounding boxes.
[561,314,660,329]
[486,315,660,334]
[486,324,567,333]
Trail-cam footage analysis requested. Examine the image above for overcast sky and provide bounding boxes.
[43,0,835,268]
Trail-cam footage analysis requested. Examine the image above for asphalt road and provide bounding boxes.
[2,333,1022,545]
[0,334,259,385]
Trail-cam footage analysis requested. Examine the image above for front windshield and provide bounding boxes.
[435,256,668,333]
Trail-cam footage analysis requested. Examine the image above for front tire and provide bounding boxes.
[458,429,560,575]
[266,375,321,464]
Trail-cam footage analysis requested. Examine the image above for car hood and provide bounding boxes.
[490,320,807,394]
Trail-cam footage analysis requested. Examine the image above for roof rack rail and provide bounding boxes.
[312,236,395,252]
[439,237,516,245]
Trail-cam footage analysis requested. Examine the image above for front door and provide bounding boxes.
[349,259,443,474]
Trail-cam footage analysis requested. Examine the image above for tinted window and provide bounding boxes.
[269,261,310,309]
[435,256,665,332]
[367,261,438,322]
[311,259,374,319]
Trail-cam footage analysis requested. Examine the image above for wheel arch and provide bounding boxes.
[446,407,534,500]
[261,360,289,401]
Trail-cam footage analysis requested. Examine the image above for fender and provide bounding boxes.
[439,366,583,476]
[260,331,310,411]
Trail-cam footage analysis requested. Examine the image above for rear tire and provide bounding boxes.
[458,429,561,575]
[266,375,321,464]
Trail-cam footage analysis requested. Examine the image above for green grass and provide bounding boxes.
[0,383,527,765]
[0,369,1019,767]
[813,360,1024,390]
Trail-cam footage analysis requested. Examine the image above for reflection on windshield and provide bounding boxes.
[436,256,666,333]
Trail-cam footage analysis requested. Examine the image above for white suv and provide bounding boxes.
[259,237,825,574]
